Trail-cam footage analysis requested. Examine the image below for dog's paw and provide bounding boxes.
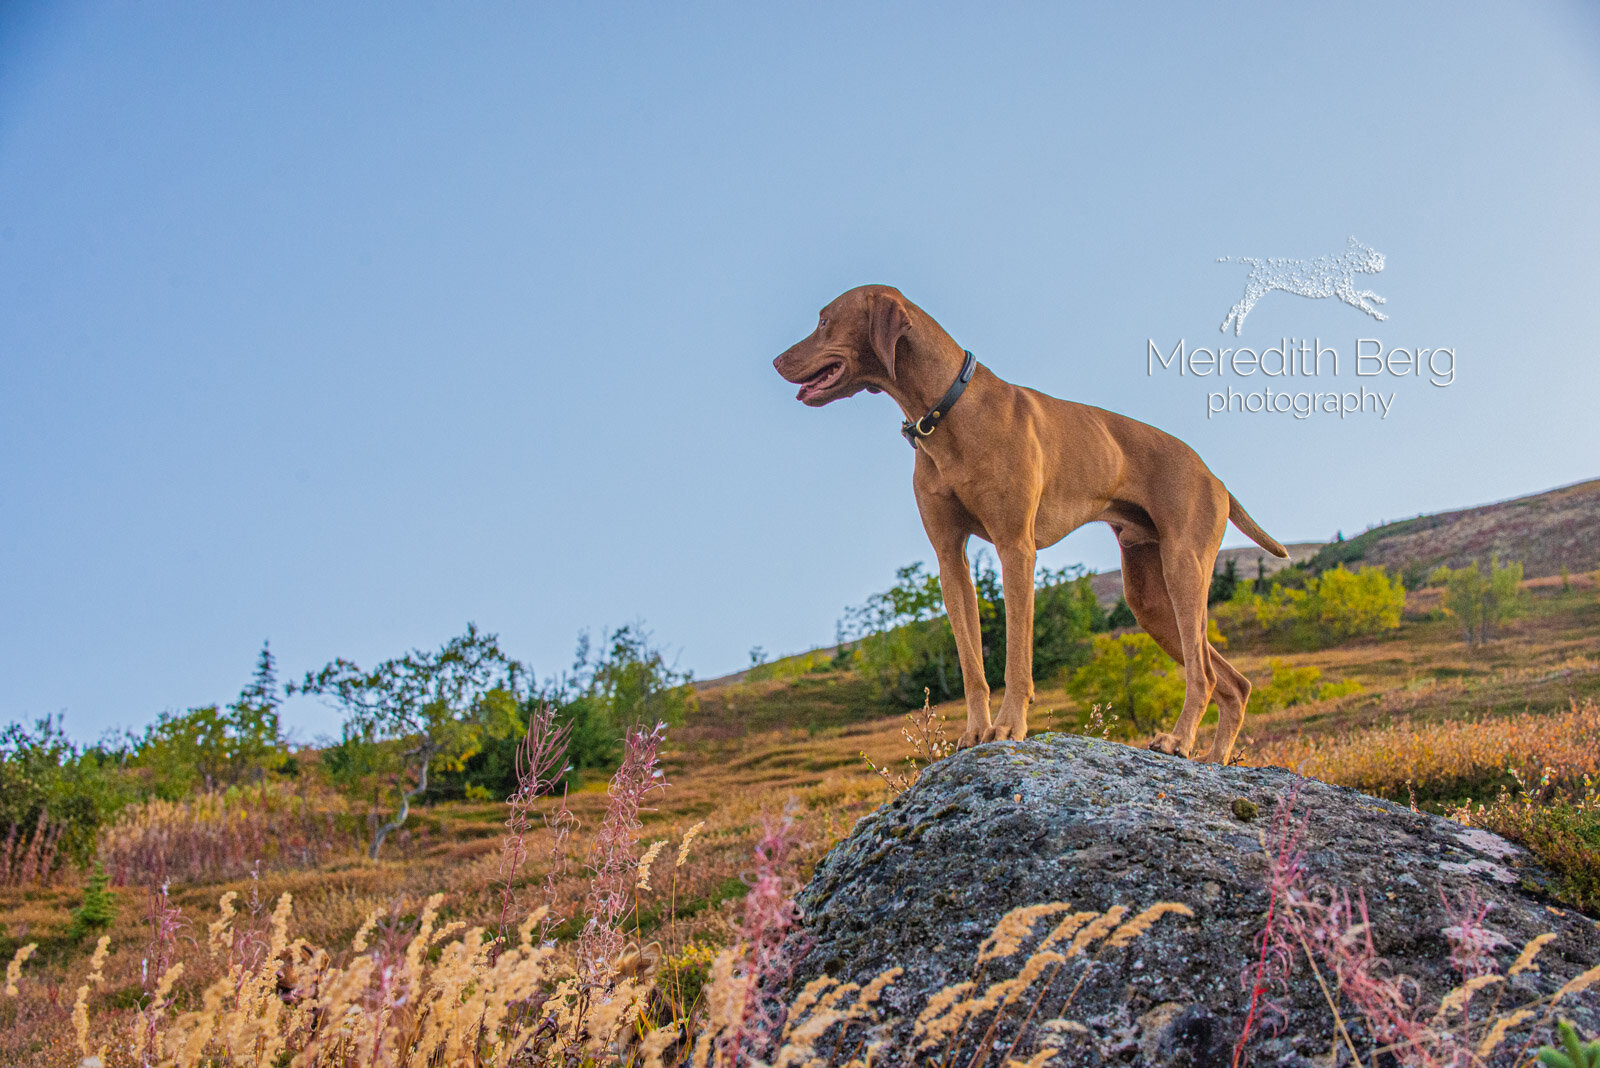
[1148,733,1191,758]
[985,718,1028,742]
[957,729,984,750]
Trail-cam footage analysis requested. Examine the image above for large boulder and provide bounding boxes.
[793,734,1600,1066]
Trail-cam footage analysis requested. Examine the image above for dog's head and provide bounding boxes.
[773,285,911,406]
[1346,236,1385,274]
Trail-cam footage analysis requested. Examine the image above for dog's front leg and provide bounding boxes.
[934,541,992,748]
[987,540,1037,742]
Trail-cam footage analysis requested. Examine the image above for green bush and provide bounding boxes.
[1207,558,1239,605]
[1477,795,1600,915]
[843,563,961,705]
[0,716,131,874]
[1215,565,1404,647]
[1106,597,1137,630]
[1534,1020,1600,1068]
[578,623,698,729]
[1305,565,1406,640]
[1248,659,1361,714]
[1430,555,1527,647]
[1066,632,1186,735]
[843,558,1105,706]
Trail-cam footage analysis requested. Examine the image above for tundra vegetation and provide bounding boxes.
[2,553,1599,1065]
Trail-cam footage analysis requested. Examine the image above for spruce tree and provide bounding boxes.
[68,861,116,940]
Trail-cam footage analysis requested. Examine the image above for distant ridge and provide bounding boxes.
[1307,477,1600,580]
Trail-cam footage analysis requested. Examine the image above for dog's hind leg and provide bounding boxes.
[1127,542,1249,761]
[1120,542,1199,755]
[1127,541,1246,763]
[1152,543,1219,758]
[1201,652,1250,763]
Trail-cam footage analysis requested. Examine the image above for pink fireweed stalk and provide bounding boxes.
[719,809,811,1067]
[1234,787,1306,1067]
[1300,886,1436,1062]
[1237,789,1483,1068]
[1440,886,1506,981]
[134,881,189,1066]
[496,704,573,955]
[577,720,668,984]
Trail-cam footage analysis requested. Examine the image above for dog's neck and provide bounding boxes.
[882,327,974,426]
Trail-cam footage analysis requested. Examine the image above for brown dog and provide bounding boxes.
[774,285,1288,763]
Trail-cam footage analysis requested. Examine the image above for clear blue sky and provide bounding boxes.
[4,3,1598,743]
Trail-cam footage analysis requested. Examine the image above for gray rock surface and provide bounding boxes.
[793,734,1600,1065]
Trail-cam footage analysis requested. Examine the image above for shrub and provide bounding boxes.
[1217,564,1404,646]
[0,715,130,875]
[1031,564,1106,680]
[1431,555,1528,646]
[843,558,1103,707]
[860,689,956,794]
[0,810,65,888]
[1106,597,1136,630]
[432,696,617,801]
[129,642,290,797]
[1208,557,1239,604]
[1475,792,1600,915]
[843,562,963,705]
[1249,659,1362,715]
[1535,1020,1600,1068]
[745,648,831,683]
[294,624,525,858]
[1067,632,1186,735]
[1306,564,1406,640]
[576,623,699,729]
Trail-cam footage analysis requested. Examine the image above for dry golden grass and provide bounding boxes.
[1249,697,1600,803]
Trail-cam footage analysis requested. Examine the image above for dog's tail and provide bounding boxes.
[1228,493,1289,558]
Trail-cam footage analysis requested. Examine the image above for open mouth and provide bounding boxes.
[796,360,845,402]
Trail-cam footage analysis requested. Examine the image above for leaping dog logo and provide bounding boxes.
[1219,236,1387,335]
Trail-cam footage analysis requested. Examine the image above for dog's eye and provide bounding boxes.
[818,317,828,328]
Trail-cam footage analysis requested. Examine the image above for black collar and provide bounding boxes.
[901,350,976,447]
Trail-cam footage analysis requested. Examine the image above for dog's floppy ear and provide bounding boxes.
[868,290,911,381]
